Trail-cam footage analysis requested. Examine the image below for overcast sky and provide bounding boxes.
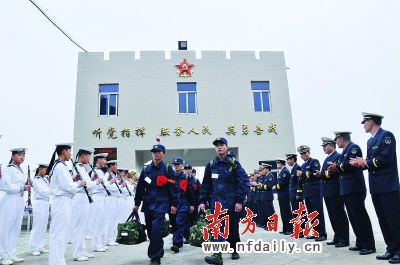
[1,0,399,173]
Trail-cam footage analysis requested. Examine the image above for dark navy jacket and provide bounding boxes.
[200,156,248,211]
[134,161,178,214]
[175,171,196,206]
[336,142,367,196]
[289,163,302,201]
[277,167,290,200]
[261,173,275,201]
[299,158,321,198]
[320,151,341,198]
[365,128,400,194]
[255,176,262,201]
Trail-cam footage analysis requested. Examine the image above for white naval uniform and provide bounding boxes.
[71,163,97,259]
[0,164,25,261]
[104,172,120,244]
[49,160,79,265]
[28,175,50,253]
[116,178,129,225]
[89,167,109,250]
[125,182,135,221]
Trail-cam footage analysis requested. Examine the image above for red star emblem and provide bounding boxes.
[175,58,194,77]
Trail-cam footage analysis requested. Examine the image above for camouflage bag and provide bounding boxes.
[116,211,147,245]
[189,209,212,247]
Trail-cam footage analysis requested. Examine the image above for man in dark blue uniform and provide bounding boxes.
[247,173,258,225]
[296,145,327,241]
[350,113,400,263]
[254,169,264,228]
[133,144,178,265]
[169,157,195,253]
[328,131,375,255]
[316,137,349,247]
[259,164,276,231]
[286,153,303,232]
[276,158,292,235]
[199,137,249,265]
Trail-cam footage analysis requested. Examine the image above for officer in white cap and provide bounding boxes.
[0,148,30,265]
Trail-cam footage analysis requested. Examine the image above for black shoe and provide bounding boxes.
[205,254,223,265]
[284,232,292,235]
[279,231,285,234]
[264,227,269,231]
[315,236,327,242]
[376,252,394,260]
[231,251,240,260]
[150,258,161,265]
[326,241,338,245]
[298,234,304,238]
[183,238,190,244]
[349,246,363,251]
[335,243,349,248]
[359,249,376,255]
[306,235,315,239]
[389,255,400,264]
[170,245,179,253]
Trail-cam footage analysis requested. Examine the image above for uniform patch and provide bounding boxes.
[313,161,319,167]
[385,137,392,144]
[351,147,357,154]
[282,173,287,178]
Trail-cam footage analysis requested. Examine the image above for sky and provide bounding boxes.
[1,0,400,174]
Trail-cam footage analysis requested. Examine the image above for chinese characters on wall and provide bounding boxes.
[92,123,278,139]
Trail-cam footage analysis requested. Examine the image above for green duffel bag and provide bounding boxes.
[189,209,212,247]
[116,211,147,245]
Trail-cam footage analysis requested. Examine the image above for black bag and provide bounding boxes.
[189,209,212,247]
[116,211,147,245]
[163,218,170,238]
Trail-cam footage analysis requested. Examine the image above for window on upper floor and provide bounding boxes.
[251,81,271,112]
[99,84,119,116]
[177,83,197,114]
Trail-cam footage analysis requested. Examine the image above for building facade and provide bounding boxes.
[74,50,295,177]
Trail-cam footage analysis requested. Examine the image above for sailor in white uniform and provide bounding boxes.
[104,160,120,246]
[0,148,31,265]
[28,164,50,256]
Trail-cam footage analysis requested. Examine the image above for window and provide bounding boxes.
[99,84,119,116]
[177,83,197,114]
[251,81,271,112]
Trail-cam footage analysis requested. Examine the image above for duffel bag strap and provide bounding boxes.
[195,209,206,224]
[125,211,135,223]
[133,211,142,224]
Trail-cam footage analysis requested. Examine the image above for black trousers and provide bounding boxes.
[304,195,327,237]
[324,196,349,244]
[372,190,400,255]
[343,191,375,250]
[279,199,292,233]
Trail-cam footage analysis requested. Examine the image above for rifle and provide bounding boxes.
[88,162,111,196]
[71,159,94,203]
[120,177,132,196]
[26,165,32,207]
[104,164,122,194]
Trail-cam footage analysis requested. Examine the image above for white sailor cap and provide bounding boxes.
[275,158,286,163]
[106,160,118,165]
[77,148,95,155]
[10,148,27,154]
[94,153,108,158]
[361,112,384,124]
[321,137,336,146]
[38,163,49,168]
[333,131,352,141]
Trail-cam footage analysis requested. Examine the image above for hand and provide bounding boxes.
[315,170,321,177]
[121,182,127,187]
[350,157,367,167]
[81,181,87,187]
[97,178,104,184]
[296,196,301,200]
[199,203,205,210]
[133,206,139,212]
[272,185,276,190]
[24,185,31,191]
[235,203,242,212]
[296,170,302,177]
[110,178,116,183]
[327,163,337,172]
[190,206,194,214]
[170,206,177,214]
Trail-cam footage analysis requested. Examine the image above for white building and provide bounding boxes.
[74,49,295,177]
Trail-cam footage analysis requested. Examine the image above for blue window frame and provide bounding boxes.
[177,83,197,114]
[251,81,271,112]
[99,84,119,116]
